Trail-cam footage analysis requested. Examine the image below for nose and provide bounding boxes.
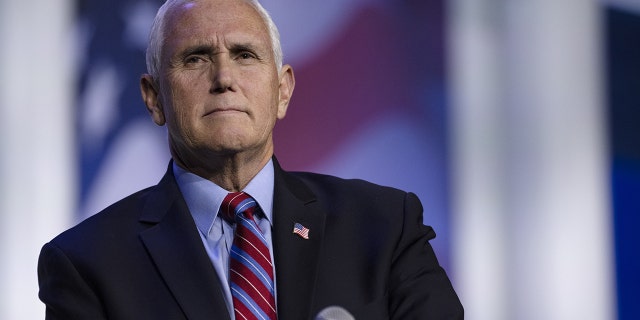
[209,57,235,94]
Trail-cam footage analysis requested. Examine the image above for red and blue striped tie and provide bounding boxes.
[221,192,277,320]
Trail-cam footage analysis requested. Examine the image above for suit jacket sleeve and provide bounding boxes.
[38,242,107,320]
[388,192,463,319]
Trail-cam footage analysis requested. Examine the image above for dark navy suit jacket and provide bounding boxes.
[38,158,463,319]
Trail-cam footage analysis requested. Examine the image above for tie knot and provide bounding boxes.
[220,192,258,224]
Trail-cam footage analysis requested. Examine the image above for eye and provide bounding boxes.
[238,52,256,60]
[184,55,206,65]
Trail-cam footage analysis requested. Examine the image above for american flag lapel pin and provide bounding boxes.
[293,222,310,239]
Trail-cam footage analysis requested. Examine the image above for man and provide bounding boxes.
[37,0,463,319]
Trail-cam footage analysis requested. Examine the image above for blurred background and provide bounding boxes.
[0,0,637,319]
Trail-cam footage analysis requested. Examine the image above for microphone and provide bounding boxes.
[314,306,355,320]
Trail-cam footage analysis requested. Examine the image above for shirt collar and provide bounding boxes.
[172,159,274,236]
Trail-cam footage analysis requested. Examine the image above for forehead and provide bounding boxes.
[163,0,270,52]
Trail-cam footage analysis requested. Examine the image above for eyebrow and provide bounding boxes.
[229,42,263,55]
[231,42,256,50]
[176,41,267,61]
[179,44,215,59]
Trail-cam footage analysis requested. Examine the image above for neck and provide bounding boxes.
[173,147,273,192]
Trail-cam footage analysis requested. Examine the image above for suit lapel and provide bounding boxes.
[272,159,326,320]
[138,165,231,320]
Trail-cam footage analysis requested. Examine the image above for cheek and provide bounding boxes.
[248,77,281,116]
[254,90,280,127]
[167,75,204,113]
[161,90,197,139]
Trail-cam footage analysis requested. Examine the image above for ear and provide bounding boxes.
[140,74,166,126]
[276,64,295,119]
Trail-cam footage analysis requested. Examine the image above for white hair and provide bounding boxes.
[145,0,283,79]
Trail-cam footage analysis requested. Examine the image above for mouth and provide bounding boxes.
[202,107,246,117]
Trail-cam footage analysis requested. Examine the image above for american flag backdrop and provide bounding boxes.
[76,0,168,219]
[1,0,639,319]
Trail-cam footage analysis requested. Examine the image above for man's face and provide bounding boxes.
[143,0,293,167]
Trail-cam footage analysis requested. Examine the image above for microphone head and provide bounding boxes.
[315,306,355,320]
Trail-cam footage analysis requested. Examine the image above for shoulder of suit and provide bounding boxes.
[49,185,157,246]
[287,170,408,199]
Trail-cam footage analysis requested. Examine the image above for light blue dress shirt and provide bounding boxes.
[172,160,276,319]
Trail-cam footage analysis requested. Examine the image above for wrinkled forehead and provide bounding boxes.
[158,0,272,65]
[163,0,268,42]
